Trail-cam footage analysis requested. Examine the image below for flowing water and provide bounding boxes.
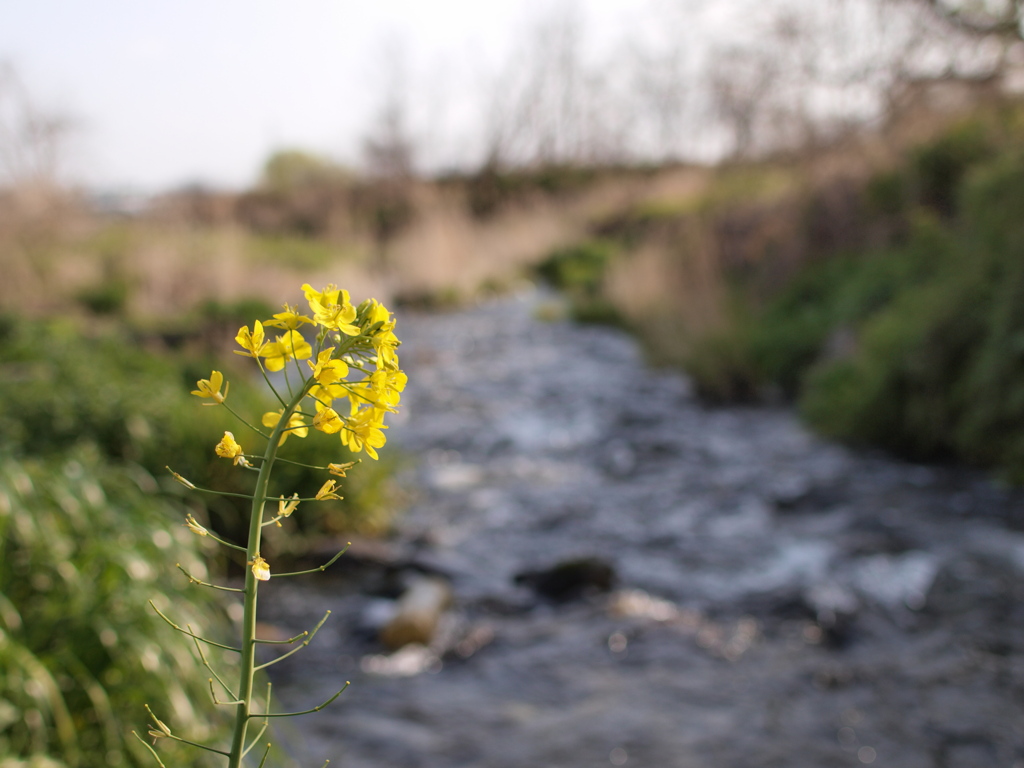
[262,288,1024,768]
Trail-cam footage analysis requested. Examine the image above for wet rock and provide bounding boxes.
[805,582,860,648]
[514,557,617,603]
[849,550,940,611]
[766,473,815,510]
[379,575,454,650]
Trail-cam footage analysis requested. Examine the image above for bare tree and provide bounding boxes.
[697,0,995,161]
[476,5,634,169]
[0,61,73,189]
[361,43,418,180]
[913,0,1022,38]
[706,45,784,159]
[628,38,696,162]
[384,0,1017,175]
[362,97,417,180]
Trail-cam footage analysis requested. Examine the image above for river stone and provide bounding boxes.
[513,556,617,603]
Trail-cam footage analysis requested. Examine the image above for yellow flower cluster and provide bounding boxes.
[192,283,406,464]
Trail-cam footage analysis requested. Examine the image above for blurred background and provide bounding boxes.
[3,0,1024,766]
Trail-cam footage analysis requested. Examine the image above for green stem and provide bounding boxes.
[271,546,349,577]
[250,681,349,718]
[227,380,311,768]
[220,403,269,439]
[131,731,168,768]
[265,456,339,471]
[255,356,288,408]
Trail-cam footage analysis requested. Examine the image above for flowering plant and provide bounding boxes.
[138,284,406,767]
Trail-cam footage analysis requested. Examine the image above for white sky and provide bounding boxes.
[0,0,672,192]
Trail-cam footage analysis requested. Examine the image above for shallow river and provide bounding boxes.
[262,289,1024,768]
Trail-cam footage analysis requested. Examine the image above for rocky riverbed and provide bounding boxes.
[261,288,1024,768]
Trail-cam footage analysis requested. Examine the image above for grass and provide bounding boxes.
[0,314,404,545]
[0,450,233,767]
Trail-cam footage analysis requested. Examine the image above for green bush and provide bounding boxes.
[462,164,600,218]
[864,169,909,217]
[947,152,1024,478]
[0,317,402,544]
[0,451,232,766]
[76,279,131,317]
[749,213,949,392]
[535,240,615,294]
[0,316,228,480]
[683,326,762,404]
[800,273,988,459]
[674,210,953,404]
[798,148,1024,478]
[959,149,1024,254]
[910,119,995,216]
[534,239,628,327]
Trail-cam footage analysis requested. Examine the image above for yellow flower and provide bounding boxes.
[315,479,343,500]
[374,331,400,369]
[215,431,246,465]
[327,461,355,477]
[277,493,300,518]
[369,367,407,407]
[260,330,312,372]
[313,405,343,435]
[191,370,228,404]
[308,348,349,386]
[262,410,308,445]
[234,320,267,358]
[302,283,360,335]
[302,282,339,307]
[341,408,388,460]
[362,300,400,367]
[184,513,208,536]
[361,299,391,330]
[263,303,314,330]
[250,555,271,581]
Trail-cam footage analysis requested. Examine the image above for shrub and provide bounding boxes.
[534,239,627,327]
[948,152,1024,478]
[535,239,614,295]
[799,149,1024,477]
[462,164,599,218]
[0,317,401,544]
[800,273,988,459]
[909,119,995,216]
[0,451,232,766]
[683,326,762,404]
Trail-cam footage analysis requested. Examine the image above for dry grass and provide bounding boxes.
[0,166,719,321]
[0,87,993,326]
